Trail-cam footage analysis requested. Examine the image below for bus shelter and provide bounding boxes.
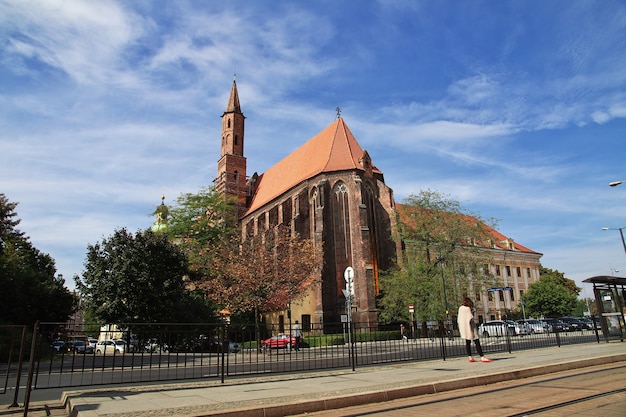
[582,275,626,342]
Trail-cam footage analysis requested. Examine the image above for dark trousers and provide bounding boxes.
[465,339,484,357]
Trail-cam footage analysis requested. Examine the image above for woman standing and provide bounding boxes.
[457,297,491,363]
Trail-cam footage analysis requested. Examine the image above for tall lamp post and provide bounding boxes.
[602,227,626,255]
[437,257,451,339]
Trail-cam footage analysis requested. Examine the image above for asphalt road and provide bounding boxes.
[290,362,626,417]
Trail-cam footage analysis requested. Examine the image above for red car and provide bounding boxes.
[261,334,296,349]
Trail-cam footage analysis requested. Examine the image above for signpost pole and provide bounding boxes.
[343,267,355,371]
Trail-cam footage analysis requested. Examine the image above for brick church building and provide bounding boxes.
[214,80,398,331]
[212,80,542,332]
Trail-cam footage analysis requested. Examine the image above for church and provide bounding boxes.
[214,80,397,332]
[212,80,542,332]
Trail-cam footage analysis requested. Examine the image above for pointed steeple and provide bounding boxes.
[225,78,242,115]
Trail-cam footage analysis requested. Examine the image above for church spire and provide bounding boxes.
[215,77,248,218]
[225,77,242,115]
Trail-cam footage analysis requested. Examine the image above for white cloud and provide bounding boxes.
[0,0,145,85]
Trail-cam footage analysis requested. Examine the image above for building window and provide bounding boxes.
[499,291,504,302]
[312,187,323,209]
[363,183,380,295]
[302,314,311,331]
[495,265,501,276]
[516,267,521,277]
[526,268,531,278]
[332,182,352,295]
[506,266,511,277]
[234,135,238,145]
[228,118,231,128]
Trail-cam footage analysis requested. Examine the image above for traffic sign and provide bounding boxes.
[409,304,414,313]
[344,266,355,296]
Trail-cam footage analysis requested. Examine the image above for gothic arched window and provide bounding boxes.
[332,182,351,294]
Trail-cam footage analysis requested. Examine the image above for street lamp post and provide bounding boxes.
[437,257,451,340]
[602,227,626,256]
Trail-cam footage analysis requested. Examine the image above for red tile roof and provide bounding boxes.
[245,118,382,215]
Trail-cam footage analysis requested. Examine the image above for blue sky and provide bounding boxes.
[1,0,625,295]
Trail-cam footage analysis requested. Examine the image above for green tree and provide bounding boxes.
[574,297,596,317]
[379,189,495,324]
[522,275,578,318]
[205,225,322,314]
[538,267,581,296]
[163,186,238,281]
[165,187,321,315]
[75,228,214,324]
[0,194,76,325]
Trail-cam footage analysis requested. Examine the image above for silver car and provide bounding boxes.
[517,319,548,334]
[478,320,509,337]
[507,320,530,336]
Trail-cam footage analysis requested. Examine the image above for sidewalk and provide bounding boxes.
[9,342,626,417]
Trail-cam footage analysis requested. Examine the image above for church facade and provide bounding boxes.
[213,80,542,332]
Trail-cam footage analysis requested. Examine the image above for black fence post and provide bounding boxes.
[22,321,40,417]
[439,320,447,360]
[9,325,27,408]
[553,318,561,347]
[220,323,226,384]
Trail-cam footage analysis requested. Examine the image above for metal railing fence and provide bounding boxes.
[1,319,602,415]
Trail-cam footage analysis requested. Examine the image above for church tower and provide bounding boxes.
[215,78,247,217]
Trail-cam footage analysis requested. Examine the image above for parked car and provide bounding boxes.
[506,320,530,336]
[209,338,241,353]
[560,317,585,331]
[120,337,138,352]
[540,318,571,332]
[478,321,508,337]
[195,335,241,353]
[144,338,168,353]
[261,334,297,349]
[87,338,98,349]
[479,320,528,337]
[96,340,126,354]
[578,317,598,330]
[51,340,66,352]
[69,340,94,354]
[517,319,548,334]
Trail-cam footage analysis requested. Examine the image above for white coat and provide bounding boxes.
[457,305,478,341]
